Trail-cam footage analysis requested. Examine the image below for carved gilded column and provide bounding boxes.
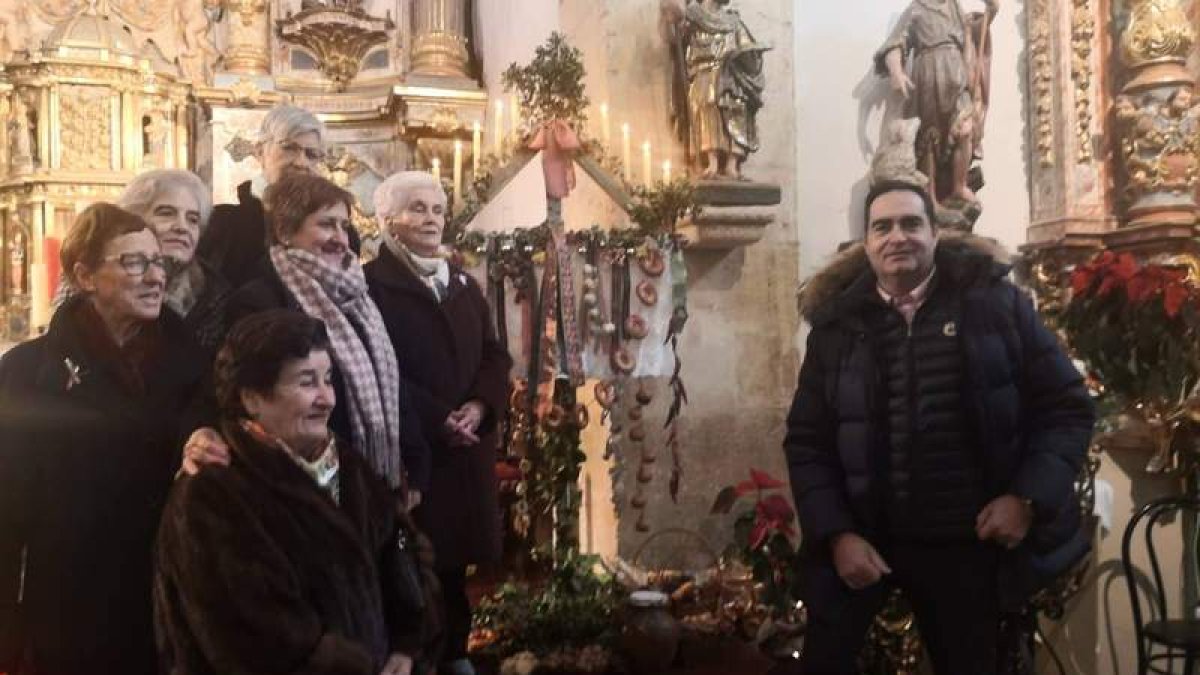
[1110,0,1197,234]
[224,0,271,76]
[410,0,470,78]
[1024,0,1112,248]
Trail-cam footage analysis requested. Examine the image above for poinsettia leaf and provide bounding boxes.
[734,480,758,497]
[749,468,787,490]
[749,520,769,550]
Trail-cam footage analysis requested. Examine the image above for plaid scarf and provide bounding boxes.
[269,245,403,488]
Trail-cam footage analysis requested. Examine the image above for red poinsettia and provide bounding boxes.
[734,467,787,496]
[1070,251,1194,318]
[750,493,797,549]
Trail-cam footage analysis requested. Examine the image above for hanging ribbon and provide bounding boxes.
[528,119,581,199]
[665,243,689,503]
[555,231,585,387]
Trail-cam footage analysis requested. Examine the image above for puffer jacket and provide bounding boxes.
[783,234,1095,609]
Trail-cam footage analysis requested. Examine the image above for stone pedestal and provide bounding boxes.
[676,180,781,250]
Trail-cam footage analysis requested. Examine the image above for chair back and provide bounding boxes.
[1121,495,1200,671]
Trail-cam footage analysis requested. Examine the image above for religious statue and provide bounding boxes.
[8,93,33,173]
[1114,86,1200,202]
[871,117,928,188]
[663,0,770,180]
[874,0,997,226]
[8,222,26,296]
[142,103,171,169]
[176,0,221,84]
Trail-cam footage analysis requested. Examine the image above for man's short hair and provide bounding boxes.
[863,181,937,232]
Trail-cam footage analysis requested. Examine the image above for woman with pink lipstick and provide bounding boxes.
[0,203,208,675]
[224,172,431,511]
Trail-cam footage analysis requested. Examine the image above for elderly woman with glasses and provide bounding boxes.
[117,169,231,351]
[197,104,359,288]
[0,204,208,675]
[365,172,511,675]
[156,310,428,675]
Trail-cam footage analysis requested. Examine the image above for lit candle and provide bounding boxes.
[641,140,652,188]
[453,140,463,207]
[510,93,520,138]
[472,121,481,180]
[493,100,504,155]
[662,159,671,183]
[431,157,441,181]
[621,123,631,183]
[600,103,610,148]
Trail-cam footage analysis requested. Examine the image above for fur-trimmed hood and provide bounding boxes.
[798,232,1013,325]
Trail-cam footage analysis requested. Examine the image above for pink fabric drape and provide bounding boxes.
[528,119,580,199]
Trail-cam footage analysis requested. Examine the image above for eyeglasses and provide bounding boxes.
[278,140,326,163]
[103,253,169,276]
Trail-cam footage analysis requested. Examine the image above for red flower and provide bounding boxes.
[735,468,787,497]
[749,494,797,549]
[1164,282,1189,318]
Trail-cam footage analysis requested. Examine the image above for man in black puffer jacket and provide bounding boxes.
[783,182,1094,674]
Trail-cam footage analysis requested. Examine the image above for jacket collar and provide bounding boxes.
[806,235,1011,329]
[367,244,468,302]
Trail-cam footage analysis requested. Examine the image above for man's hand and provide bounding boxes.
[975,495,1034,549]
[181,427,230,475]
[831,532,892,590]
[380,653,413,675]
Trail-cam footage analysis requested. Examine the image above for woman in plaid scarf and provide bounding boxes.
[184,173,431,503]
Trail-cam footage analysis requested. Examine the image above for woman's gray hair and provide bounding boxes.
[373,171,446,256]
[373,171,444,224]
[256,104,326,147]
[117,169,213,232]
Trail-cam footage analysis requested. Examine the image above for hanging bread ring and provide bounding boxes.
[638,249,666,277]
[636,279,659,306]
[629,422,646,442]
[594,381,617,409]
[628,406,643,421]
[625,314,649,340]
[641,450,657,464]
[636,386,654,406]
[637,464,653,483]
[574,403,590,429]
[636,512,651,532]
[631,492,647,509]
[544,405,566,430]
[611,347,636,374]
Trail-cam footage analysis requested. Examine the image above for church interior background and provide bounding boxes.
[4,0,1200,672]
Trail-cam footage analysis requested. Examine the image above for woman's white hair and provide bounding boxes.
[117,169,213,232]
[373,171,446,257]
[256,104,326,147]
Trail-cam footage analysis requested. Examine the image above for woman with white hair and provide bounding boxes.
[196,104,359,288]
[365,171,511,675]
[118,169,231,351]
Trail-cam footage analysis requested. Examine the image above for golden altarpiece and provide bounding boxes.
[0,0,486,340]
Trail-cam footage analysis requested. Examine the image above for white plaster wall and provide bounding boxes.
[793,0,1031,282]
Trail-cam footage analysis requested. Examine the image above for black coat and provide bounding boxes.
[178,259,234,354]
[364,246,512,569]
[784,238,1095,611]
[226,259,432,492]
[155,422,424,674]
[0,297,208,675]
[199,180,361,289]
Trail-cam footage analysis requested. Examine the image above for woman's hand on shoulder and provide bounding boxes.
[380,652,413,675]
[181,427,231,475]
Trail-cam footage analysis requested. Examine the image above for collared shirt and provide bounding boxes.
[877,267,936,325]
